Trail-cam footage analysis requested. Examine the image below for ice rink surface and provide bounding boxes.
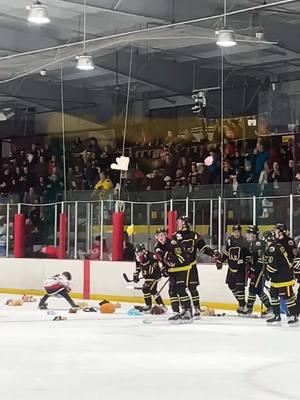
[0,295,299,400]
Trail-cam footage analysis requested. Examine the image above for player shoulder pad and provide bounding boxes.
[288,240,294,246]
[269,246,275,253]
[255,241,261,247]
[171,240,177,245]
[227,238,231,246]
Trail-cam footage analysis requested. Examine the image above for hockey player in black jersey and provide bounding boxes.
[245,225,271,316]
[263,230,298,324]
[221,225,250,314]
[134,243,165,312]
[274,223,296,264]
[154,228,180,315]
[170,216,221,320]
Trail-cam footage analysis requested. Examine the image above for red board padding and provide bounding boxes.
[112,212,124,261]
[14,213,25,258]
[58,213,67,259]
[83,259,91,300]
[168,210,177,239]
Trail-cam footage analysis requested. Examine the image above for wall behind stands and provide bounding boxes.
[0,259,240,310]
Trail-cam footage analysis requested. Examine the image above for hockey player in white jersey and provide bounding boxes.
[38,271,78,310]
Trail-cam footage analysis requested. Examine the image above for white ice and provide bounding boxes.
[0,295,299,400]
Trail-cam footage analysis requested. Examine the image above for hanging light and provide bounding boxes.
[76,54,95,71]
[27,1,50,24]
[216,29,237,47]
[75,0,95,71]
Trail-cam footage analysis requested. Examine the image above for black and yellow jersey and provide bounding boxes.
[170,229,214,265]
[276,235,296,264]
[222,235,250,272]
[265,242,295,288]
[248,238,265,271]
[135,252,161,280]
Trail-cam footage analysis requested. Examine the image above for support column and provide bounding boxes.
[167,210,177,239]
[112,212,124,261]
[14,214,25,258]
[58,213,67,259]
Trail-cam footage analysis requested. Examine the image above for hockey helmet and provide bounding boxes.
[274,223,287,233]
[246,225,259,235]
[263,230,275,243]
[135,243,146,253]
[232,224,242,232]
[156,227,167,235]
[62,271,72,281]
[177,215,191,230]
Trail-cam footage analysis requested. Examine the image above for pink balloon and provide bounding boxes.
[204,156,214,166]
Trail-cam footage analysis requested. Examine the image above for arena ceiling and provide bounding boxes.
[0,0,299,119]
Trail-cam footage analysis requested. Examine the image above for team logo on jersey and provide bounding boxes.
[229,247,241,261]
[181,239,195,253]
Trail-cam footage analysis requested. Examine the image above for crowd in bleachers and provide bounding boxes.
[0,129,299,207]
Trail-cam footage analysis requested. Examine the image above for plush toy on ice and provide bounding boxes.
[38,271,78,311]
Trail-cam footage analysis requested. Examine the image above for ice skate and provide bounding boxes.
[134,305,152,313]
[193,308,201,320]
[38,303,48,310]
[266,314,281,325]
[168,312,181,323]
[179,309,193,324]
[287,315,298,325]
[237,306,247,315]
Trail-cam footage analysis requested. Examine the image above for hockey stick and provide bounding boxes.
[123,272,145,283]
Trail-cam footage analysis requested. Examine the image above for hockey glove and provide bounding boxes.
[161,267,169,278]
[216,260,223,270]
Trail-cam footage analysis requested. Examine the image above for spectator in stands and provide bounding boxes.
[145,169,164,191]
[23,186,40,204]
[94,171,113,199]
[223,160,235,184]
[36,176,47,202]
[74,165,84,190]
[86,235,110,260]
[188,163,199,187]
[48,155,57,176]
[35,156,48,180]
[123,232,135,261]
[0,169,12,195]
[174,169,187,187]
[252,140,269,181]
[197,163,210,185]
[0,216,7,256]
[258,161,271,197]
[267,161,282,190]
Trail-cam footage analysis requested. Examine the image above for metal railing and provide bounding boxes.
[0,190,299,259]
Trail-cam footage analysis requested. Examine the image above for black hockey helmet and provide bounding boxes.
[135,243,146,253]
[62,271,72,281]
[156,227,167,235]
[274,223,287,233]
[232,224,242,232]
[246,225,259,235]
[177,215,191,230]
[263,230,275,243]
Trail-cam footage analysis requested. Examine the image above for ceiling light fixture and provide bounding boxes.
[76,0,95,71]
[216,29,237,47]
[27,1,50,24]
[216,0,236,48]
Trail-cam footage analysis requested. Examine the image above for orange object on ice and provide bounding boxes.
[99,302,116,314]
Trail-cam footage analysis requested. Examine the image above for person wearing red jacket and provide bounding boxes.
[38,271,77,310]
